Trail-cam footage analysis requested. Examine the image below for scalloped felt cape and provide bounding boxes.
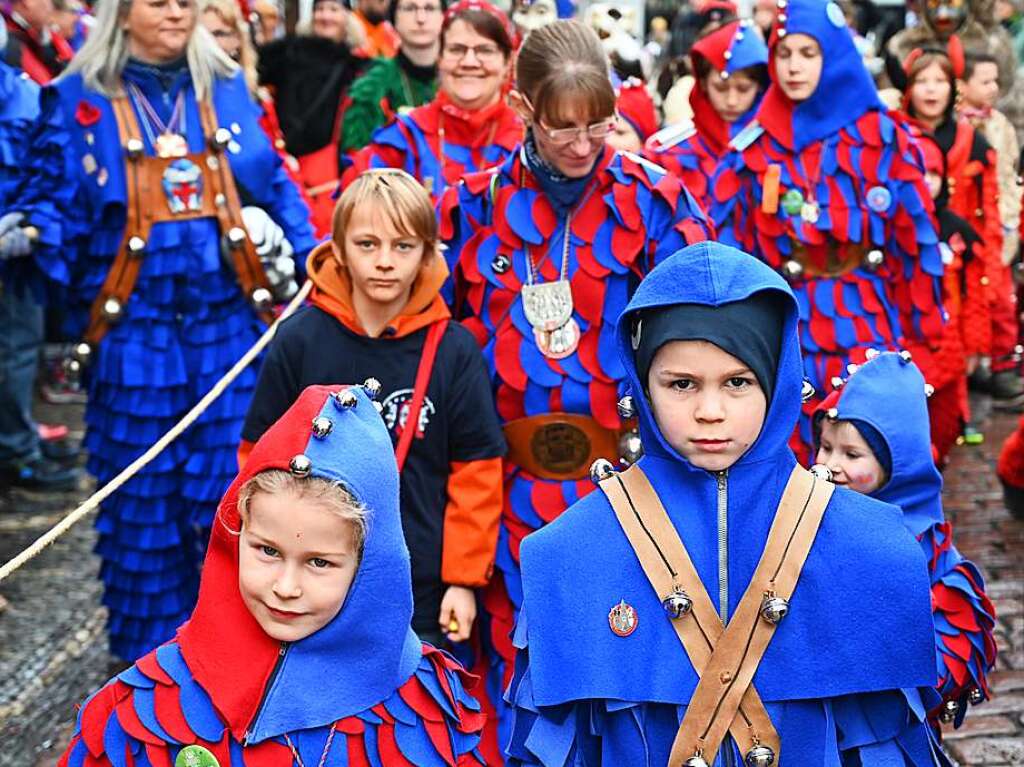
[59,642,486,767]
[341,93,523,199]
[11,67,316,662]
[711,107,945,454]
[0,61,39,208]
[812,352,997,727]
[507,243,947,766]
[438,145,711,755]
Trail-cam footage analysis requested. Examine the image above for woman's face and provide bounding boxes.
[529,96,615,178]
[703,69,760,123]
[124,0,195,64]
[910,61,952,123]
[201,9,241,60]
[773,32,823,102]
[312,0,348,43]
[438,19,510,111]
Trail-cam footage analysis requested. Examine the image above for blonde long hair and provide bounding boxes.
[200,0,259,95]
[62,0,237,99]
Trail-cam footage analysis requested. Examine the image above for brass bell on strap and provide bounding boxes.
[781,259,803,280]
[250,287,273,311]
[760,594,789,624]
[662,587,693,619]
[127,236,147,257]
[590,458,616,484]
[227,226,248,249]
[968,688,984,705]
[102,296,123,321]
[616,395,636,419]
[745,745,776,766]
[212,127,233,150]
[939,700,959,723]
[125,138,145,159]
[863,249,884,271]
[618,430,643,466]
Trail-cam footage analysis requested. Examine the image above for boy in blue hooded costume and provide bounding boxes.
[58,384,486,766]
[813,351,997,733]
[506,242,947,766]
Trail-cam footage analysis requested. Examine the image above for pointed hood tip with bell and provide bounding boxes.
[616,241,804,470]
[178,383,422,743]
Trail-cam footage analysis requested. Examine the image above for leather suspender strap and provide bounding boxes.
[670,466,833,765]
[394,319,448,473]
[600,466,779,761]
[197,100,275,325]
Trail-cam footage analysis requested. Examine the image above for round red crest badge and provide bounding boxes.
[608,599,638,637]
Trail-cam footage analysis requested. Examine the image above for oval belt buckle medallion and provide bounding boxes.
[608,599,638,637]
[530,421,591,475]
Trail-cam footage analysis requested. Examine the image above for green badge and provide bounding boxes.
[175,745,219,767]
[781,188,804,216]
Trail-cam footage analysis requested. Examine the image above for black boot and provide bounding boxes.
[0,455,81,492]
[991,370,1024,411]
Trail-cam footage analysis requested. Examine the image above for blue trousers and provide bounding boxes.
[0,282,42,463]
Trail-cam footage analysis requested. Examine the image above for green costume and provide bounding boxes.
[340,52,437,154]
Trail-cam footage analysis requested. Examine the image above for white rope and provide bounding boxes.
[0,279,313,584]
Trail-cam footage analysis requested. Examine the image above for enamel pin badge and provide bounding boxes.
[608,599,638,637]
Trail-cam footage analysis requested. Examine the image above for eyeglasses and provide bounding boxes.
[522,95,617,146]
[396,2,442,13]
[441,42,503,62]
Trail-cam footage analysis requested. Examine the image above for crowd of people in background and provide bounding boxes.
[0,0,1022,762]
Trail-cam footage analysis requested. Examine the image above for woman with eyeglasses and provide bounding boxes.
[0,0,316,663]
[341,0,522,199]
[340,0,448,155]
[709,0,944,461]
[438,18,711,758]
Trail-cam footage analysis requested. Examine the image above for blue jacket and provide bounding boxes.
[0,59,38,209]
[507,242,946,766]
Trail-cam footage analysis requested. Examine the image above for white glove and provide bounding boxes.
[225,206,298,302]
[0,212,32,260]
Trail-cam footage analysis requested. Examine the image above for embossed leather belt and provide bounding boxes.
[503,413,635,481]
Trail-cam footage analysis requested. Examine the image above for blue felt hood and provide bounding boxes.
[820,352,944,536]
[516,243,937,708]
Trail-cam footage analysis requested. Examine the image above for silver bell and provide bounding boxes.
[939,700,959,723]
[62,357,82,381]
[865,348,880,360]
[863,249,884,271]
[212,127,233,150]
[781,259,804,280]
[227,227,248,249]
[745,745,776,766]
[125,138,145,159]
[289,454,312,477]
[846,363,860,375]
[333,389,358,410]
[590,458,616,484]
[127,236,147,256]
[362,377,382,400]
[250,287,273,311]
[898,350,913,364]
[372,400,384,413]
[662,587,693,619]
[809,464,833,482]
[72,341,93,364]
[311,415,333,439]
[618,430,643,466]
[760,594,789,624]
[968,687,984,705]
[683,757,710,767]
[826,407,839,420]
[102,297,123,321]
[830,376,845,390]
[801,379,815,403]
[924,383,935,398]
[616,395,636,419]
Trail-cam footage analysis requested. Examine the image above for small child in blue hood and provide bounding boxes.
[58,384,486,767]
[812,351,997,734]
[506,242,949,766]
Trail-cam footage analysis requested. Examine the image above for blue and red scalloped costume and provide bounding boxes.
[506,243,948,766]
[644,19,767,209]
[439,144,711,759]
[709,0,945,458]
[8,63,316,661]
[341,91,524,199]
[813,352,997,734]
[58,384,486,766]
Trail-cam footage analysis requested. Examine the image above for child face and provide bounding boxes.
[606,115,643,153]
[647,340,768,472]
[703,70,760,124]
[815,419,887,494]
[336,203,427,312]
[774,33,823,103]
[924,170,942,199]
[910,62,952,123]
[238,490,360,642]
[960,62,999,110]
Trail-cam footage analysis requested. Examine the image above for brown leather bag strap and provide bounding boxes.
[82,97,149,347]
[197,100,275,324]
[668,466,833,765]
[599,465,778,761]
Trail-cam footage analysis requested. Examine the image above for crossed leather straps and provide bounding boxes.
[599,465,833,766]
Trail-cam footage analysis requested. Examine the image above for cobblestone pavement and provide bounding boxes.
[0,394,1021,766]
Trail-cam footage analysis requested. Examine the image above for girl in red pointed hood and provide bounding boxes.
[645,19,768,208]
[708,0,946,461]
[58,384,486,766]
[340,0,523,200]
